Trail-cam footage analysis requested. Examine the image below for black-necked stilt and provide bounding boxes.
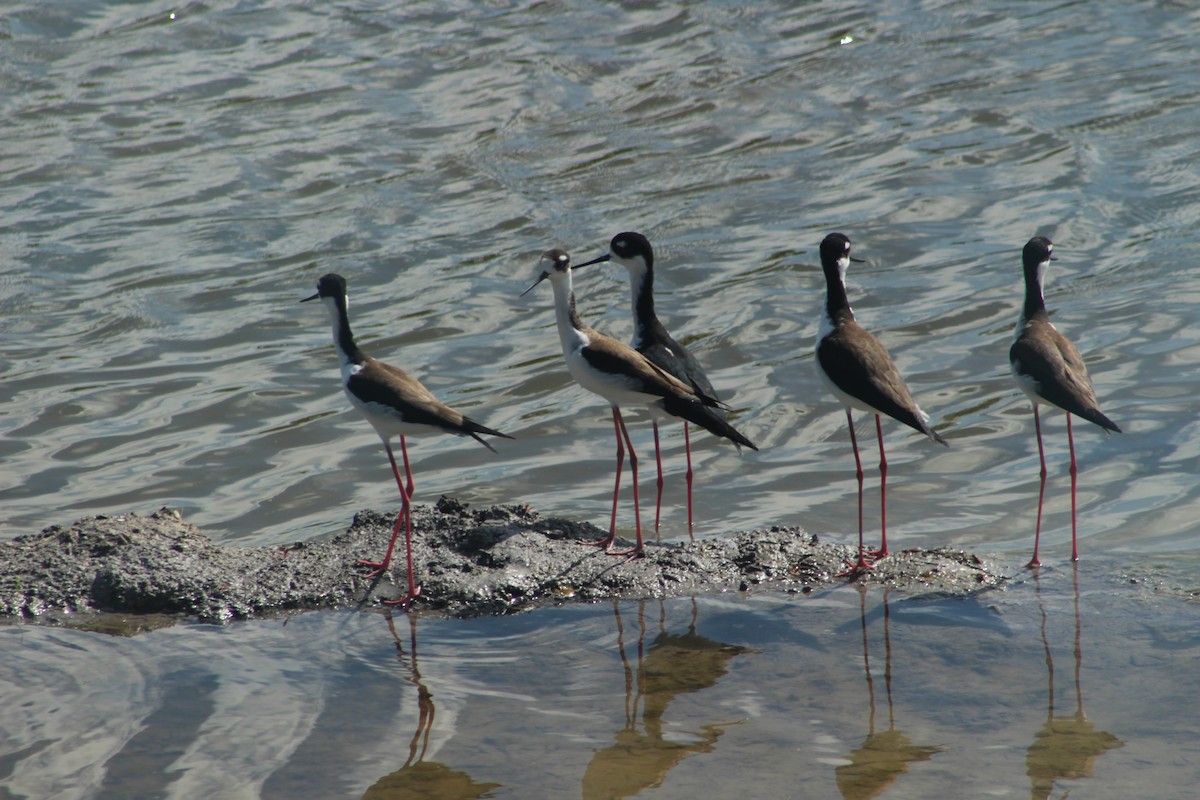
[522,249,753,557]
[1009,236,1120,567]
[573,232,757,540]
[303,273,512,607]
[814,232,947,574]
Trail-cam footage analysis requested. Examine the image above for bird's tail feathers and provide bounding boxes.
[661,395,758,451]
[464,419,513,452]
[912,407,948,446]
[1081,407,1121,434]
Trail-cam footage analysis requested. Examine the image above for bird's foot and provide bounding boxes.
[585,535,617,550]
[586,532,643,558]
[1025,557,1042,570]
[604,544,645,560]
[381,585,422,608]
[836,553,876,578]
[357,558,390,580]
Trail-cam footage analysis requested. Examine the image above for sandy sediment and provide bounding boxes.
[0,498,1000,629]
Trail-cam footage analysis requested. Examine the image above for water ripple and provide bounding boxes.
[0,1,1197,566]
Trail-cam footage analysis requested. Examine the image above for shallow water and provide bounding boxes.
[2,1,1199,797]
[3,563,1197,798]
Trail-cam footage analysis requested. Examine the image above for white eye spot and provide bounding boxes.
[839,35,854,45]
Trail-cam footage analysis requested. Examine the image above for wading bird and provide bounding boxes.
[303,273,511,606]
[573,232,757,539]
[814,233,947,575]
[523,249,755,557]
[1009,236,1120,567]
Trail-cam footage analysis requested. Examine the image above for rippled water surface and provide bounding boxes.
[2,0,1199,797]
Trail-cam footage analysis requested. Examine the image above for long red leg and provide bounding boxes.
[359,438,420,607]
[684,422,695,543]
[838,409,873,576]
[357,439,408,574]
[594,407,626,551]
[872,415,890,558]
[1028,405,1047,568]
[400,435,415,501]
[1067,413,1079,562]
[607,407,644,557]
[652,419,664,539]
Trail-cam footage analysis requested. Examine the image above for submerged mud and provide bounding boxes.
[0,499,1000,628]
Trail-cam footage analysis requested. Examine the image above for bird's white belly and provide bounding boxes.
[346,392,452,439]
[1010,364,1044,405]
[564,347,659,407]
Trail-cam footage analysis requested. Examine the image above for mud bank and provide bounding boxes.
[0,499,1000,628]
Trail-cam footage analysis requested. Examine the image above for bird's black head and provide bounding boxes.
[609,231,653,264]
[302,272,348,303]
[820,231,865,269]
[573,231,656,273]
[1023,236,1055,266]
[819,232,853,264]
[818,232,864,283]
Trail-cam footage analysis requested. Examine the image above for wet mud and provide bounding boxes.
[0,499,1000,629]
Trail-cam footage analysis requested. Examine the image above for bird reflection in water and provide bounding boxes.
[582,599,748,800]
[835,586,941,799]
[361,612,501,800]
[1025,566,1123,799]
